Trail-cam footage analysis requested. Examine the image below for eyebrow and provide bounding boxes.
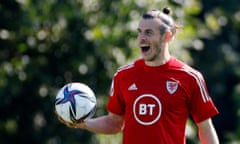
[137,27,154,33]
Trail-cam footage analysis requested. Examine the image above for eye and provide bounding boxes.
[145,30,153,36]
[137,28,141,33]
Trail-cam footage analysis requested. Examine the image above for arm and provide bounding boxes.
[59,112,124,134]
[83,112,124,134]
[197,118,219,144]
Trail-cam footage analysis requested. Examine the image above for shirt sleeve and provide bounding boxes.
[189,71,219,123]
[106,73,125,115]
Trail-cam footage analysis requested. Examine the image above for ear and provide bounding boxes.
[165,31,172,42]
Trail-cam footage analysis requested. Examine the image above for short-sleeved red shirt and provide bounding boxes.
[107,57,219,144]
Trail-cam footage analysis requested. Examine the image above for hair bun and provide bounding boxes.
[163,7,171,15]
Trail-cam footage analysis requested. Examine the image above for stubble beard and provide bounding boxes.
[145,42,162,62]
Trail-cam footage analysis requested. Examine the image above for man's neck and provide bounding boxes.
[145,53,171,67]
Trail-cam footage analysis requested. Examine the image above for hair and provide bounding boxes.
[142,7,181,36]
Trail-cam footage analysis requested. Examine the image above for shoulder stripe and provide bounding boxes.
[117,62,135,73]
[181,65,210,103]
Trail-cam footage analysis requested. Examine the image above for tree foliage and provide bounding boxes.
[0,0,239,143]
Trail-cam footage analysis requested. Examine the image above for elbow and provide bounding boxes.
[105,122,123,134]
[105,114,124,134]
[112,124,124,134]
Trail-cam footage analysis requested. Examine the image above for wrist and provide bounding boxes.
[81,121,87,129]
[72,121,87,129]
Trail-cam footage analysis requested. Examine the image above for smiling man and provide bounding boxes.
[57,7,219,144]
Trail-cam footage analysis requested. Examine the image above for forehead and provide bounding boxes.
[138,18,161,31]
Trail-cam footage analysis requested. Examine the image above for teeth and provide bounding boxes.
[140,44,150,47]
[141,46,150,52]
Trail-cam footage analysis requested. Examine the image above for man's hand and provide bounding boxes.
[55,111,86,129]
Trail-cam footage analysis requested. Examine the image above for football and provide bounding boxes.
[55,82,96,123]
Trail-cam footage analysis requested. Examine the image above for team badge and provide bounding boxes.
[166,80,178,94]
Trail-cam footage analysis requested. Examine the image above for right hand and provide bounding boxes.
[55,111,86,129]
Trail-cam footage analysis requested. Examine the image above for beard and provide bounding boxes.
[146,50,161,62]
[145,42,162,62]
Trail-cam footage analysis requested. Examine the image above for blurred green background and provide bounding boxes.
[0,0,239,143]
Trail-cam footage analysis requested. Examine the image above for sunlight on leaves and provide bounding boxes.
[5,119,17,134]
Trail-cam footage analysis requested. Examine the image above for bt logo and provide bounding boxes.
[133,94,162,125]
[139,103,156,115]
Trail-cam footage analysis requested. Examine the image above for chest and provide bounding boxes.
[119,71,190,114]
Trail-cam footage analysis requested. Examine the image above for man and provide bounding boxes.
[59,7,219,144]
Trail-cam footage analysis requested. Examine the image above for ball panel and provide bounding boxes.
[55,102,72,123]
[55,82,97,123]
[75,105,97,123]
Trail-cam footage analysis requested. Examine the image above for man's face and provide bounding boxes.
[137,18,164,62]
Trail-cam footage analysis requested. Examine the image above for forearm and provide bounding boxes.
[83,115,123,134]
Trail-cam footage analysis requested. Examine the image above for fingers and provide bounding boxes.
[54,110,86,129]
[69,121,86,129]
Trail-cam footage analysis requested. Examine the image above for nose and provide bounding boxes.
[138,33,147,43]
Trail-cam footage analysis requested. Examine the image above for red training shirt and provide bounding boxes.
[107,57,219,144]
